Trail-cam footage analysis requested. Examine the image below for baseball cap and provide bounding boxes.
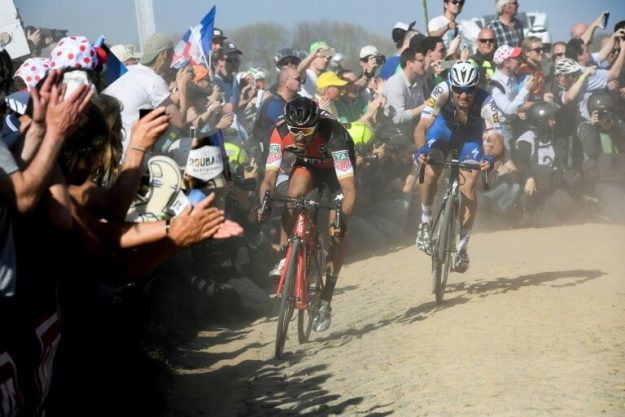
[316,71,348,89]
[221,41,242,56]
[110,44,142,62]
[140,33,173,65]
[359,45,379,59]
[493,45,522,65]
[213,27,227,41]
[392,21,417,43]
[310,40,335,57]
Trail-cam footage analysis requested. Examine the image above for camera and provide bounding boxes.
[598,109,613,120]
[364,54,386,66]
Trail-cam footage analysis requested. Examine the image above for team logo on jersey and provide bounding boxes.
[332,150,354,177]
[426,97,436,108]
[266,144,282,166]
[493,111,500,123]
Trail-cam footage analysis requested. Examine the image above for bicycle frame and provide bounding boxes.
[274,202,322,310]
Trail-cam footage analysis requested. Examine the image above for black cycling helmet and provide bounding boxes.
[587,90,614,114]
[527,101,561,129]
[284,97,319,128]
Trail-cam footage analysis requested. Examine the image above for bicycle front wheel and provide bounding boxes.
[298,235,325,344]
[432,196,455,303]
[275,239,299,358]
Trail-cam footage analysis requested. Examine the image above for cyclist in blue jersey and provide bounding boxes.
[414,60,504,272]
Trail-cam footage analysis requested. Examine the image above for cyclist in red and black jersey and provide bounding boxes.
[258,97,356,332]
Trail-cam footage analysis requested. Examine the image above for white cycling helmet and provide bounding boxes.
[448,60,480,89]
[554,58,582,75]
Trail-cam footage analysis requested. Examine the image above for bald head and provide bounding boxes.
[476,28,496,55]
[570,22,588,39]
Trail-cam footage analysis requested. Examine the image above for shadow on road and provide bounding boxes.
[163,325,395,416]
[448,269,606,297]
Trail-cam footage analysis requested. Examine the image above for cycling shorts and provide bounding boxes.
[425,116,484,162]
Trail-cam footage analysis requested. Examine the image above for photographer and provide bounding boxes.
[577,90,625,222]
[352,45,385,93]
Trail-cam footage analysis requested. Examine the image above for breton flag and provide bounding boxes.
[171,6,216,68]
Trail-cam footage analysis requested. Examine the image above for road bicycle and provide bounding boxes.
[418,144,488,303]
[259,191,342,358]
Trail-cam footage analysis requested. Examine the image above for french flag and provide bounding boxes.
[172,6,216,68]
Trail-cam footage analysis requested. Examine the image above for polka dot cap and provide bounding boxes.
[49,35,98,71]
[14,57,50,89]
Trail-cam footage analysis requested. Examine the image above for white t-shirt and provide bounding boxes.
[103,64,170,151]
[578,69,609,121]
[300,69,318,98]
[428,15,456,50]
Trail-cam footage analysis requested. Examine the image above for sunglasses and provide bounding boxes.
[449,0,464,5]
[451,85,477,95]
[279,57,301,67]
[288,125,316,136]
[528,47,544,54]
[478,39,496,44]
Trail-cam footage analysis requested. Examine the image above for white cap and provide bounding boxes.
[359,45,379,59]
[110,44,142,62]
[393,22,411,31]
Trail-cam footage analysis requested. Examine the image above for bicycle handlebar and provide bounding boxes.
[416,158,490,190]
[260,191,344,230]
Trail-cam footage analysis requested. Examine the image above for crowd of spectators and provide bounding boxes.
[1,1,624,415]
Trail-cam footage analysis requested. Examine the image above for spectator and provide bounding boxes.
[562,39,625,121]
[428,0,464,50]
[552,41,567,63]
[13,57,49,90]
[514,101,575,226]
[213,41,244,108]
[470,28,497,88]
[297,40,334,98]
[211,27,227,55]
[577,90,625,219]
[336,69,385,126]
[488,0,524,48]
[517,36,548,102]
[315,71,348,119]
[379,21,420,80]
[104,32,191,152]
[489,45,534,150]
[253,66,302,149]
[421,36,447,88]
[382,47,427,145]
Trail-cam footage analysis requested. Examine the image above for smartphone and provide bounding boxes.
[218,92,226,105]
[139,108,153,119]
[601,12,610,29]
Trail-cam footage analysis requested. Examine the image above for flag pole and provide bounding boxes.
[423,0,430,35]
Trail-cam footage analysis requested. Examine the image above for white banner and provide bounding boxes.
[185,145,224,181]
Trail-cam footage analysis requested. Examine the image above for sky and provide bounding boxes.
[13,0,625,48]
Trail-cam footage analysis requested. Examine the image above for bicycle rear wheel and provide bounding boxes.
[432,196,454,303]
[275,239,299,358]
[298,235,325,343]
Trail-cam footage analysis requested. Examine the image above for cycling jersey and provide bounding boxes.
[422,80,502,162]
[265,111,355,180]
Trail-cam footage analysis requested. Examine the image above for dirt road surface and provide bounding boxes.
[164,223,625,416]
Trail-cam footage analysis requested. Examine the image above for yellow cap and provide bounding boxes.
[316,71,348,89]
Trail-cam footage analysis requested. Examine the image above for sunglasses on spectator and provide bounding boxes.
[448,0,464,5]
[288,125,316,136]
[478,39,496,44]
[528,47,544,54]
[279,57,301,67]
[451,85,477,95]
